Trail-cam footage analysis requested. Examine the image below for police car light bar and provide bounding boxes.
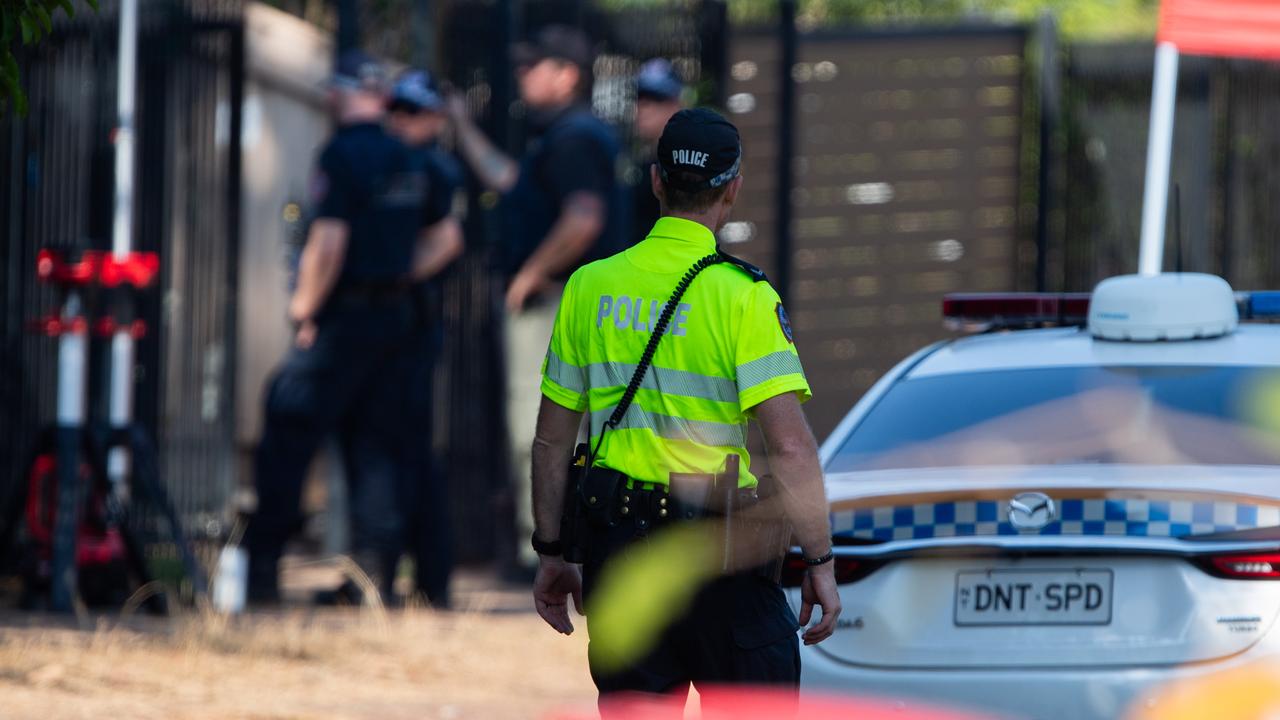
[941,293,1091,331]
[945,277,1277,338]
[1238,291,1280,320]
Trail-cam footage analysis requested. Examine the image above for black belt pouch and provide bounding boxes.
[580,465,625,527]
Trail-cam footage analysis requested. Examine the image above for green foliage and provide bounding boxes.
[1,0,98,116]
[793,0,1158,38]
[603,0,1159,39]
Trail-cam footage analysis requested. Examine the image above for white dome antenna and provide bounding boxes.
[1088,273,1238,342]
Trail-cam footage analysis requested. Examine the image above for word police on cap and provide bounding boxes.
[672,149,709,168]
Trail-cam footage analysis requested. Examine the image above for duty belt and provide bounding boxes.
[608,473,759,535]
[330,281,411,306]
[593,469,788,582]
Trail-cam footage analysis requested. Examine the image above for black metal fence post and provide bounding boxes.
[1035,12,1059,293]
[223,20,245,510]
[776,0,797,304]
[336,0,358,55]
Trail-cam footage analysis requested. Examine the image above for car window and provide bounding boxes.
[828,366,1280,472]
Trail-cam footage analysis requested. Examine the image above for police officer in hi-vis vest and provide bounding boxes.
[529,108,841,700]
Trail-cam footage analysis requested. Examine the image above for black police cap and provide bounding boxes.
[656,108,741,192]
[390,69,444,112]
[512,25,593,69]
[332,49,388,92]
[636,58,683,101]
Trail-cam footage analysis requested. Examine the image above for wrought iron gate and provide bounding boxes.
[0,0,245,570]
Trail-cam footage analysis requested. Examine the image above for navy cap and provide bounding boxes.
[390,70,444,112]
[332,49,389,92]
[636,58,683,101]
[656,108,741,191]
[512,24,593,69]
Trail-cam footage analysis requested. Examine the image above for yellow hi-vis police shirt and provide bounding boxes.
[540,216,811,488]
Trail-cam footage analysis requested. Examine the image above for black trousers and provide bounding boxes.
[245,303,416,599]
[582,518,801,703]
[401,319,452,605]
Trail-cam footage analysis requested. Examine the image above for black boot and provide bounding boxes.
[245,550,281,607]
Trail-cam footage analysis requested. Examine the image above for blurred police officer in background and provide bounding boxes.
[447,25,624,572]
[244,50,461,605]
[385,68,465,608]
[629,58,686,246]
[529,109,841,700]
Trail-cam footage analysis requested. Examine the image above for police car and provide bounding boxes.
[783,273,1280,720]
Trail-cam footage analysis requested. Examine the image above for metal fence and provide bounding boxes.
[0,0,244,570]
[10,3,1280,572]
[725,24,1033,440]
[435,0,729,563]
[1055,44,1280,292]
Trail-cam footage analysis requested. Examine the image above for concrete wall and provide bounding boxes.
[236,3,332,448]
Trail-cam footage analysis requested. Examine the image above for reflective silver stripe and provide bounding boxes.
[737,350,805,392]
[544,349,586,394]
[592,405,747,447]
[586,362,738,404]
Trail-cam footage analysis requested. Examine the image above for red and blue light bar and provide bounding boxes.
[943,291,1280,330]
[1238,291,1280,320]
[942,293,1091,329]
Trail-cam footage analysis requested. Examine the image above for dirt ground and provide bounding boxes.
[0,568,598,720]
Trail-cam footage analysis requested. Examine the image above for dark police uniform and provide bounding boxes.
[503,105,625,283]
[628,58,684,247]
[246,118,434,602]
[628,150,661,248]
[503,102,627,571]
[402,140,461,605]
[539,109,806,697]
[386,68,463,605]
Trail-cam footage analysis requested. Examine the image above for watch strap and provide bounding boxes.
[531,533,564,557]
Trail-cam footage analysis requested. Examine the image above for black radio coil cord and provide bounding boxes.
[588,252,725,465]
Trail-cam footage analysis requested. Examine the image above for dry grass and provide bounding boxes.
[0,596,596,719]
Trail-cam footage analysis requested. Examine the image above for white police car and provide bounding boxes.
[784,273,1280,720]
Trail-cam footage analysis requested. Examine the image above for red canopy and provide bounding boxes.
[1159,0,1280,61]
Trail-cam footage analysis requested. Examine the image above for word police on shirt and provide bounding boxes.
[597,295,693,336]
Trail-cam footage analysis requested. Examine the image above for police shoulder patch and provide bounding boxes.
[776,302,794,344]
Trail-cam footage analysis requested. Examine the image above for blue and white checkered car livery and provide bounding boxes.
[831,498,1280,541]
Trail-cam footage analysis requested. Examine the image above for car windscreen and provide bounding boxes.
[827,365,1280,473]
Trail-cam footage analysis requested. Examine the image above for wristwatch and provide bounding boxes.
[804,549,835,567]
[531,533,564,557]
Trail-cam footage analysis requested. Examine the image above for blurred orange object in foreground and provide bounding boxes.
[546,686,995,720]
[1126,661,1280,720]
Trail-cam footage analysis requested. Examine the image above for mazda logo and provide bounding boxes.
[1008,492,1056,531]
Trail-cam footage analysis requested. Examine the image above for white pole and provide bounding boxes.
[113,0,136,259]
[1138,41,1180,277]
[108,0,139,488]
[55,295,88,427]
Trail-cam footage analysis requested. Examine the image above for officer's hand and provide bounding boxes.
[295,319,318,349]
[799,561,841,645]
[533,555,584,635]
[505,267,546,313]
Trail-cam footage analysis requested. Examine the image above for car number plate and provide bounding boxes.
[954,569,1113,626]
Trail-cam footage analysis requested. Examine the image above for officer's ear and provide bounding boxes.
[722,175,743,208]
[559,62,584,100]
[649,163,664,204]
